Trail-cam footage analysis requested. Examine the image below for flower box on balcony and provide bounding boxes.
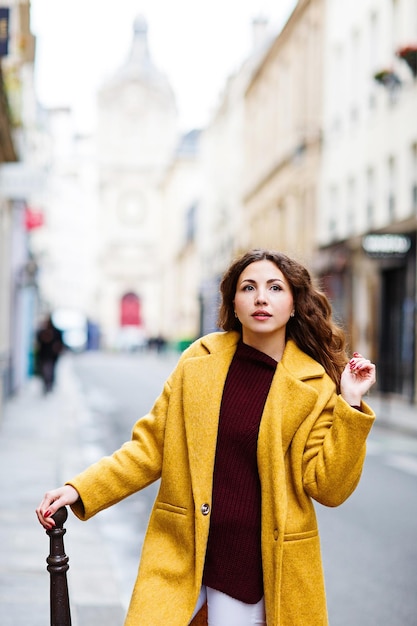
[396,44,417,77]
[373,68,401,88]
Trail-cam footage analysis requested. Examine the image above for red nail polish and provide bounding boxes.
[44,510,51,518]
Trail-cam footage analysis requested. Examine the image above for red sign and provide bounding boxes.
[25,207,44,230]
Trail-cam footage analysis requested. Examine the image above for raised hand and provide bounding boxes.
[340,352,376,407]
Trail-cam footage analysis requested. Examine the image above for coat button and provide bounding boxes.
[201,503,210,516]
[273,529,279,541]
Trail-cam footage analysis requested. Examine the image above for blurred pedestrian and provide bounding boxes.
[36,249,376,626]
[35,314,64,393]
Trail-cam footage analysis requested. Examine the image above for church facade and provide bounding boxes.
[95,15,179,348]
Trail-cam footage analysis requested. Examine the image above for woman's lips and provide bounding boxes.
[252,311,271,318]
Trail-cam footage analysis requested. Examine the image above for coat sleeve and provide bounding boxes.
[67,339,209,521]
[67,376,173,520]
[302,394,375,507]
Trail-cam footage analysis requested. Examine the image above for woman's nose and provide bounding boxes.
[255,292,267,304]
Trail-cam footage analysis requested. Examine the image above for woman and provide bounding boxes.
[36,249,376,626]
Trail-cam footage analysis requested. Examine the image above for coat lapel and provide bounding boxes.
[257,364,317,530]
[258,340,323,484]
[278,340,324,454]
[182,343,237,504]
[276,367,318,455]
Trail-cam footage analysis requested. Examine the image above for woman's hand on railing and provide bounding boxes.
[36,485,79,530]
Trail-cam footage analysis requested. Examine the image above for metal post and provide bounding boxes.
[46,506,72,626]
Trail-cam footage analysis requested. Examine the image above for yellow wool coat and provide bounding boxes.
[68,331,375,626]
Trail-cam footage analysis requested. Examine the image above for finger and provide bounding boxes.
[354,361,374,372]
[351,365,373,379]
[349,357,371,371]
[37,495,56,517]
[35,507,55,529]
[38,495,55,514]
[348,363,375,384]
[43,498,65,519]
[36,491,63,525]
[349,362,376,385]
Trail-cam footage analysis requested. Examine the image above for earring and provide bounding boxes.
[234,311,238,318]
[290,311,295,318]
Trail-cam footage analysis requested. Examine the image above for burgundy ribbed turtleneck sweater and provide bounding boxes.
[202,341,277,604]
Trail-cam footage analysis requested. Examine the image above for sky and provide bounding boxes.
[30,0,297,133]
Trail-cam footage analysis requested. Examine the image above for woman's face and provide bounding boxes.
[233,260,294,345]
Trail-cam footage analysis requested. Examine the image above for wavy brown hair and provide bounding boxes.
[217,249,348,390]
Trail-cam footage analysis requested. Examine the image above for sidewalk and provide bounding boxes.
[0,356,416,626]
[0,356,126,626]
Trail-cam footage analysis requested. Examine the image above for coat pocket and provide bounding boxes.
[139,501,194,582]
[280,532,328,626]
[283,528,318,542]
[155,501,188,515]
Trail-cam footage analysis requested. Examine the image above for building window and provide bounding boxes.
[328,186,339,239]
[412,144,417,211]
[185,202,197,244]
[387,156,396,220]
[366,167,375,227]
[391,0,400,50]
[368,12,379,111]
[346,177,356,236]
[350,30,360,124]
[330,45,344,135]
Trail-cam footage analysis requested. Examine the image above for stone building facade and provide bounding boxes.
[0,0,37,414]
[241,0,324,265]
[197,16,275,334]
[317,0,417,401]
[159,129,202,347]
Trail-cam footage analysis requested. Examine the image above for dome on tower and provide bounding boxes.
[133,14,147,35]
[99,14,175,100]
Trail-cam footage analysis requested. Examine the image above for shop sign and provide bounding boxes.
[0,8,10,57]
[362,233,412,258]
[0,163,45,198]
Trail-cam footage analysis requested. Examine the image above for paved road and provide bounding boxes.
[317,429,417,625]
[71,350,417,624]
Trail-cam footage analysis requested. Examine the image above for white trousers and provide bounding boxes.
[189,586,266,626]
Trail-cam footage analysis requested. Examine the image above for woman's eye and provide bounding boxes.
[243,285,254,291]
[270,284,281,291]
